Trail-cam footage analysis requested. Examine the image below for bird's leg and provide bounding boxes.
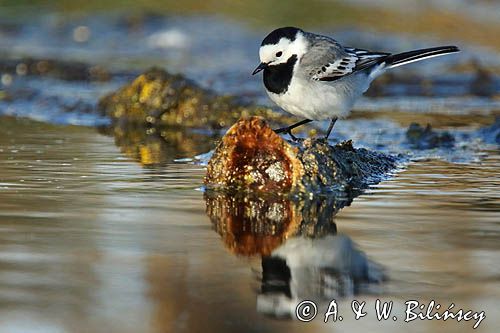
[274,119,312,141]
[324,117,338,140]
[286,130,300,141]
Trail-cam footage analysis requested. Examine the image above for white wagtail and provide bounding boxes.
[252,27,459,140]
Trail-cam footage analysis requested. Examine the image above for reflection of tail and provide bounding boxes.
[271,235,386,290]
[261,257,292,298]
[386,46,460,69]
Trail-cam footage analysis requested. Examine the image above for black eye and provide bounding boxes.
[275,51,282,57]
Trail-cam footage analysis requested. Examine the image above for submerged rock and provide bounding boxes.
[204,116,398,194]
[406,123,455,149]
[469,61,498,97]
[478,116,500,145]
[98,67,287,129]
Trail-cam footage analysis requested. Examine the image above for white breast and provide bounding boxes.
[266,72,375,121]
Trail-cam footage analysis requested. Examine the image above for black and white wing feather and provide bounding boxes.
[301,33,459,82]
[309,47,389,82]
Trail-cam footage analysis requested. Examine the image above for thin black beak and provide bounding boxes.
[252,62,267,75]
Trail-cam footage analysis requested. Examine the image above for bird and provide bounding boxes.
[252,27,459,140]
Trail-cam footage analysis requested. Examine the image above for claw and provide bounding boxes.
[287,130,299,141]
[274,127,300,141]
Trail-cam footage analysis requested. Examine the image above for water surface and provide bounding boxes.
[0,114,498,333]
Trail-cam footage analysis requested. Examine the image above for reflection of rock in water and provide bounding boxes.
[257,235,385,318]
[98,124,216,165]
[204,191,351,256]
[204,189,385,319]
[205,191,301,256]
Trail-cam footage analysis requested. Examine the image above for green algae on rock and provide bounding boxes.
[204,116,398,194]
[98,67,286,129]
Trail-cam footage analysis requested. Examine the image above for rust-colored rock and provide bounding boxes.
[204,116,304,192]
[204,116,398,193]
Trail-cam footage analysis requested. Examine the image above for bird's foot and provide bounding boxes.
[288,132,304,142]
[274,127,301,142]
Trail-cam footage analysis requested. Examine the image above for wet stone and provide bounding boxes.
[98,67,287,129]
[406,123,455,149]
[469,62,498,97]
[204,116,399,194]
[477,116,500,145]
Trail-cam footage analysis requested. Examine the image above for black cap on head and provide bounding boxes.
[261,27,302,46]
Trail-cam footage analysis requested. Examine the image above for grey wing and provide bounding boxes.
[300,35,390,82]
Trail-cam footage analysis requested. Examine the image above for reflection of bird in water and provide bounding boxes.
[204,190,386,318]
[257,234,386,318]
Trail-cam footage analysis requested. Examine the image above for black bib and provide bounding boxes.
[263,55,297,95]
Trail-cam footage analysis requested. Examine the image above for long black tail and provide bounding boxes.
[385,46,459,69]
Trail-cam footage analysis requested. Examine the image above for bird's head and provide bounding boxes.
[252,27,308,75]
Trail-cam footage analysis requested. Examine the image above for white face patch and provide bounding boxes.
[259,32,308,65]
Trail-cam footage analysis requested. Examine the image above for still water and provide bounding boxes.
[0,115,498,333]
